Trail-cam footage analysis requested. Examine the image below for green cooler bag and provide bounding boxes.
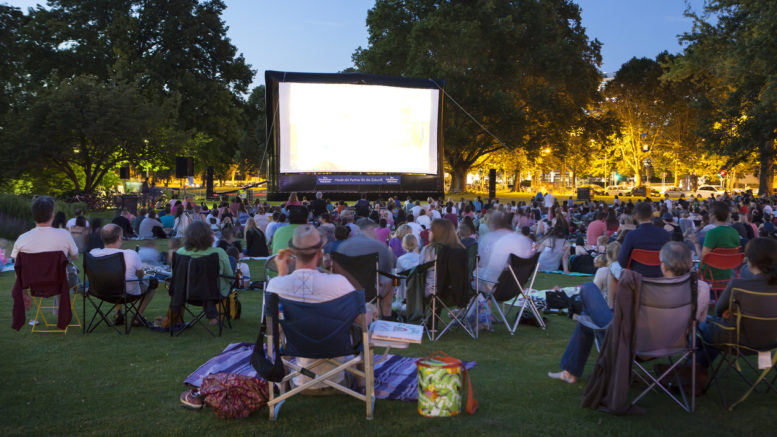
[416,351,477,417]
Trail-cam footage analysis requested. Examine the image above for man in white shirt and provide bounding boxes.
[267,225,357,390]
[12,197,79,262]
[65,208,90,230]
[415,210,432,229]
[477,211,535,291]
[12,196,80,322]
[411,202,424,220]
[89,224,158,321]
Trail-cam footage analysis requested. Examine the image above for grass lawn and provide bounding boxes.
[1,241,774,436]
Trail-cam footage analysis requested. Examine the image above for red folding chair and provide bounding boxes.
[699,251,745,301]
[713,247,741,254]
[626,249,661,270]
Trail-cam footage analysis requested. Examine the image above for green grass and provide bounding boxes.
[1,245,775,436]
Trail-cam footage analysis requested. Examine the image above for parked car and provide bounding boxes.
[605,184,632,196]
[576,184,605,196]
[694,185,726,198]
[661,186,687,198]
[630,186,660,198]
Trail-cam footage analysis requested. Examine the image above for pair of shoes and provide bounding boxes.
[114,311,124,326]
[180,389,204,410]
[548,370,577,384]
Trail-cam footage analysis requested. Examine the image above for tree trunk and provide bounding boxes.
[634,172,642,186]
[510,169,520,192]
[450,164,469,193]
[758,144,774,196]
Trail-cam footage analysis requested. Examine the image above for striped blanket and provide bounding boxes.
[184,342,476,402]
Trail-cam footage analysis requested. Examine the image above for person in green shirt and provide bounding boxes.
[697,201,741,281]
[176,221,233,298]
[271,205,309,254]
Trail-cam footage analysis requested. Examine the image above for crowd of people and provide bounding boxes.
[9,187,777,403]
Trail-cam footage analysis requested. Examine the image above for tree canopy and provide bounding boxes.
[352,0,604,191]
[0,0,255,195]
[667,0,777,195]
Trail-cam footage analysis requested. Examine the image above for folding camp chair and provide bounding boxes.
[630,273,699,413]
[331,251,380,305]
[260,289,375,420]
[13,251,82,334]
[424,244,479,341]
[703,287,777,410]
[168,252,236,337]
[83,252,151,334]
[626,249,661,271]
[474,252,544,335]
[699,252,745,301]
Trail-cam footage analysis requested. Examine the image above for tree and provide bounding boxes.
[668,0,777,195]
[352,0,603,192]
[8,0,254,187]
[2,76,180,194]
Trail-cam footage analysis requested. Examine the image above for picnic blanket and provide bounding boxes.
[184,342,476,402]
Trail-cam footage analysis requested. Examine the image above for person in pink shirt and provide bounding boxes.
[586,211,607,247]
[375,218,391,244]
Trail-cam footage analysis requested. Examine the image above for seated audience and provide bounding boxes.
[138,209,165,240]
[266,225,356,391]
[52,211,67,229]
[614,202,670,278]
[548,241,709,383]
[66,208,90,229]
[477,211,535,291]
[419,219,465,296]
[90,224,158,324]
[69,215,89,254]
[244,217,269,257]
[323,225,349,255]
[335,219,396,318]
[175,221,233,325]
[698,237,777,367]
[536,216,571,273]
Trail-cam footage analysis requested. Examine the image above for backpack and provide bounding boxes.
[199,373,268,419]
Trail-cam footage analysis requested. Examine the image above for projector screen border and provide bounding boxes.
[264,70,445,201]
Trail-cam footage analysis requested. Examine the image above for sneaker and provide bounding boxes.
[180,389,203,410]
[28,319,40,326]
[548,370,577,384]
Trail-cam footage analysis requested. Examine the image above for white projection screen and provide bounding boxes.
[278,82,439,174]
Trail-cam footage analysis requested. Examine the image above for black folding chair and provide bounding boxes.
[168,252,236,337]
[475,252,544,334]
[331,252,380,304]
[424,244,479,341]
[83,253,150,335]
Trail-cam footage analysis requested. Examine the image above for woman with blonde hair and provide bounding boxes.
[388,223,412,258]
[244,217,269,257]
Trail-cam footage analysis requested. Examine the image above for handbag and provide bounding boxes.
[199,373,268,419]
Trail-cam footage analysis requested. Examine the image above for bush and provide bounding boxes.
[0,194,87,240]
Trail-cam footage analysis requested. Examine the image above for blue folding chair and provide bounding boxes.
[257,289,375,420]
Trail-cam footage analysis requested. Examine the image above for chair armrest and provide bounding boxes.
[378,270,406,286]
[472,274,497,284]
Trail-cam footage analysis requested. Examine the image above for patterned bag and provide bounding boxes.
[416,351,477,417]
[199,373,268,419]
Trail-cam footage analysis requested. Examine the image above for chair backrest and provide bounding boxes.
[267,289,366,359]
[14,251,69,297]
[701,252,745,273]
[331,252,378,301]
[635,273,695,357]
[713,247,741,254]
[169,252,221,305]
[493,252,541,302]
[433,245,472,307]
[84,252,127,298]
[729,287,777,351]
[627,249,661,270]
